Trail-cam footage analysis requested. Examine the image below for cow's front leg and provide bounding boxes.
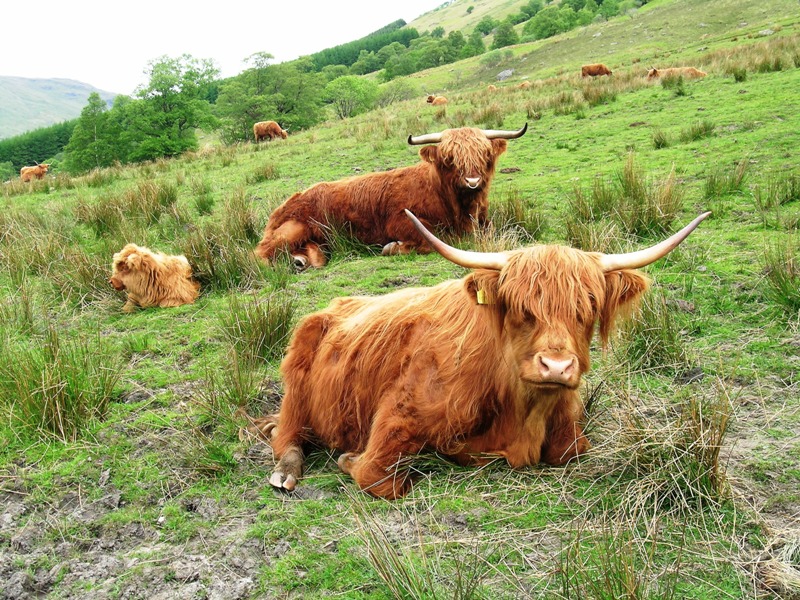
[541,396,590,465]
[338,415,422,499]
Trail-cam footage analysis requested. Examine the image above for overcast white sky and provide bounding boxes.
[1,1,445,96]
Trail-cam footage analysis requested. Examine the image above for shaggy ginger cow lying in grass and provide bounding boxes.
[110,244,200,312]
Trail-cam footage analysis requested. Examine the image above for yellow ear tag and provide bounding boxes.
[476,289,489,305]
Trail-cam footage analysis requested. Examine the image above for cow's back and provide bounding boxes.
[265,162,449,246]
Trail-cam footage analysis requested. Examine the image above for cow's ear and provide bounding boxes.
[126,253,142,270]
[419,146,438,163]
[465,271,500,306]
[491,139,508,156]
[598,269,650,344]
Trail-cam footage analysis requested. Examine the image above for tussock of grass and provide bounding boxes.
[182,222,271,291]
[652,128,669,149]
[558,517,683,600]
[753,171,800,229]
[0,326,123,442]
[74,180,179,237]
[679,120,715,143]
[218,291,296,365]
[566,154,683,237]
[762,236,800,314]
[615,289,692,375]
[488,185,546,240]
[704,159,748,200]
[348,488,498,600]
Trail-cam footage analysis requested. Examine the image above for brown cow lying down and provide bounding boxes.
[246,209,711,498]
[647,67,706,79]
[20,163,50,182]
[426,94,448,105]
[255,124,527,270]
[109,244,200,312]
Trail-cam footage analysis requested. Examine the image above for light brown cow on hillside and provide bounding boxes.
[517,81,532,89]
[582,63,613,77]
[253,121,288,142]
[426,95,448,105]
[647,67,707,80]
[20,163,50,182]
[246,210,711,498]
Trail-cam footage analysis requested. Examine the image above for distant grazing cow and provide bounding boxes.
[647,67,707,80]
[253,121,288,142]
[255,124,528,270]
[246,209,711,498]
[109,244,200,312]
[581,63,613,77]
[426,95,448,105]
[487,84,497,91]
[20,163,50,182]
[517,81,532,89]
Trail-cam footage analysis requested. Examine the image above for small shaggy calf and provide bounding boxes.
[109,244,200,312]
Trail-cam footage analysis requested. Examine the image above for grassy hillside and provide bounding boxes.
[1,1,800,598]
[405,0,798,90]
[411,0,532,34]
[0,76,116,140]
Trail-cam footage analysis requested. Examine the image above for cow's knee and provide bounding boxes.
[346,455,413,499]
[256,220,309,263]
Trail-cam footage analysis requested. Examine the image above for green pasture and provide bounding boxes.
[2,2,799,597]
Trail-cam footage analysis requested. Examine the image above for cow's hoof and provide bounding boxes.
[337,452,360,475]
[292,255,308,271]
[381,241,403,256]
[269,470,298,491]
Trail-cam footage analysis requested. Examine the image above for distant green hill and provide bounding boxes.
[0,76,117,140]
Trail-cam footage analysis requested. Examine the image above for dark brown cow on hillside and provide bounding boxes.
[647,67,706,80]
[20,163,50,182]
[582,63,613,77]
[255,124,527,270]
[253,120,288,142]
[246,210,711,498]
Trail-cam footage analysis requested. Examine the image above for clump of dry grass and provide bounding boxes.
[558,516,683,599]
[347,486,500,600]
[704,159,748,200]
[564,219,626,253]
[591,377,734,517]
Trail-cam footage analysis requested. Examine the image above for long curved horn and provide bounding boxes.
[481,122,528,140]
[404,210,508,270]
[407,123,528,146]
[599,212,711,272]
